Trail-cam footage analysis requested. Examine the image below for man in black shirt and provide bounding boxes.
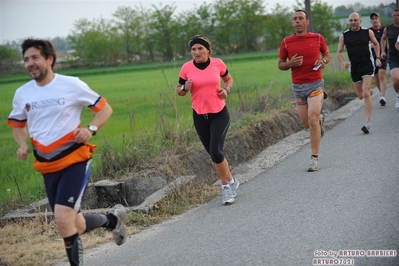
[381,9,399,109]
[370,12,388,106]
[337,12,381,134]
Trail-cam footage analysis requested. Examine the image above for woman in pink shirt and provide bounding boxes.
[176,35,239,205]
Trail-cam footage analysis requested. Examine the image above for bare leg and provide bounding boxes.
[215,159,232,185]
[377,69,387,97]
[307,94,324,155]
[296,92,323,156]
[391,68,399,94]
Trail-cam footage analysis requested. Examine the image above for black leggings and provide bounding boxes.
[193,106,230,164]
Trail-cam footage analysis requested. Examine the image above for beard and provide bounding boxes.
[29,67,48,83]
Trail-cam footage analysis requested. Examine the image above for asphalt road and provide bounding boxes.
[67,84,399,266]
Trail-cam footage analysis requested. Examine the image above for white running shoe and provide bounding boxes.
[230,178,240,198]
[307,157,320,172]
[222,186,235,204]
[106,204,128,246]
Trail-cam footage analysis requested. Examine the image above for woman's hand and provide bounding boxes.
[218,88,229,99]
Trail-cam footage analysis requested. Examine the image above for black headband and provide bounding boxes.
[189,38,210,50]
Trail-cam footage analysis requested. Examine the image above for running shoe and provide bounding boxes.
[361,123,370,134]
[106,204,128,246]
[222,186,235,204]
[319,113,325,137]
[230,178,240,198]
[307,157,320,172]
[379,97,386,106]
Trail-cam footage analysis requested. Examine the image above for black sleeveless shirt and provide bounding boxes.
[386,24,399,62]
[343,28,373,68]
[370,26,387,58]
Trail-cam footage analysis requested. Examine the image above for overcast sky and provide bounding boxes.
[0,0,388,44]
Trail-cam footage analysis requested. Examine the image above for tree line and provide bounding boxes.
[0,0,393,73]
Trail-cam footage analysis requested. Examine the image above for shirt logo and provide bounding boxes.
[28,98,65,110]
[25,103,31,112]
[68,197,75,203]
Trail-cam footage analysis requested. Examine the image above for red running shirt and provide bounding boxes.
[279,32,328,84]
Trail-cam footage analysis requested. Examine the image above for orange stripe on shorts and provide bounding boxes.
[309,90,323,98]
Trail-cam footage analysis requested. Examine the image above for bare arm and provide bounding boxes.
[278,54,303,71]
[321,50,331,64]
[74,102,113,143]
[278,58,291,71]
[176,79,192,96]
[381,28,387,59]
[13,127,29,161]
[217,73,233,98]
[369,29,381,67]
[222,73,233,89]
[336,34,350,69]
[89,102,113,129]
[315,50,331,70]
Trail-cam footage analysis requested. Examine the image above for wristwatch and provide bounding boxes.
[88,124,98,136]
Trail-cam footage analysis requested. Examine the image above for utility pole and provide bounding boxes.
[305,0,313,32]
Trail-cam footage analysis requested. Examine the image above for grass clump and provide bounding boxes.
[0,178,220,266]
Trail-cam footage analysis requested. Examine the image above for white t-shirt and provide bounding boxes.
[8,74,106,161]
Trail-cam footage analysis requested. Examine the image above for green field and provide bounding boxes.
[0,50,352,213]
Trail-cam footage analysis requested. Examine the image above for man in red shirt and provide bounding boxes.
[278,10,330,172]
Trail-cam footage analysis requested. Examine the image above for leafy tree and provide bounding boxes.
[264,4,292,50]
[140,6,157,61]
[68,18,122,66]
[212,0,241,54]
[149,4,179,60]
[49,37,71,51]
[309,1,340,43]
[211,0,266,54]
[177,3,216,58]
[112,6,145,63]
[334,5,354,17]
[0,45,22,75]
[233,0,267,52]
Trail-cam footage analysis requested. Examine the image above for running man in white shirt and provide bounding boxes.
[7,38,127,266]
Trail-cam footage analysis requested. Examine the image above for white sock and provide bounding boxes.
[222,184,230,189]
[228,178,235,185]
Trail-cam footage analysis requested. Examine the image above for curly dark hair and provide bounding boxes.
[21,38,57,69]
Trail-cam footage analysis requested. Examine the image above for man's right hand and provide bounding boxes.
[17,145,29,161]
[290,54,304,68]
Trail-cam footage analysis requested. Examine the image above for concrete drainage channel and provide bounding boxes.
[1,91,358,221]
